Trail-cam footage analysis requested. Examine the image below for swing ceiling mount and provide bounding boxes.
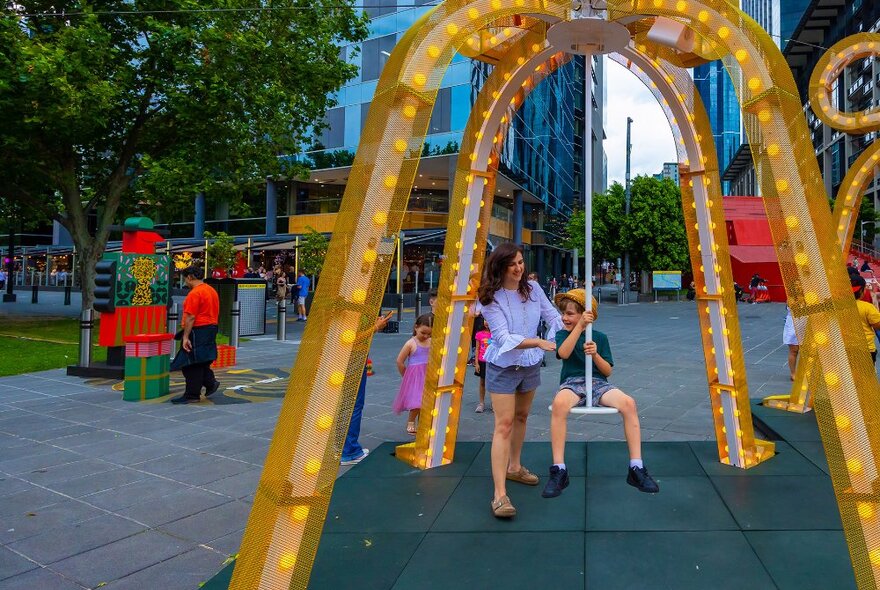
[547,17,630,56]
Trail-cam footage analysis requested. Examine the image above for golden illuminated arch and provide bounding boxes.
[230,3,880,589]
[766,33,880,414]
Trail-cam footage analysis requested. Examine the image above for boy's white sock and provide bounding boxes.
[554,463,566,471]
[629,459,643,469]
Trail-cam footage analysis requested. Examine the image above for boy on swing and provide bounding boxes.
[542,289,659,498]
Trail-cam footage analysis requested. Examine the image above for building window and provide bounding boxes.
[321,107,345,149]
[361,35,396,81]
[365,0,396,19]
[428,87,451,134]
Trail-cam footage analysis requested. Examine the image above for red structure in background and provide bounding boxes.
[723,197,786,302]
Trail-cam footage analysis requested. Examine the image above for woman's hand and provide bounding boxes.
[579,311,594,329]
[538,339,557,352]
[583,341,597,356]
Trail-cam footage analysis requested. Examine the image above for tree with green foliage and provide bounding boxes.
[204,231,236,276]
[565,176,690,274]
[0,2,368,309]
[299,227,329,278]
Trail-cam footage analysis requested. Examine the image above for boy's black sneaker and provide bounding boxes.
[627,466,660,493]
[541,466,569,498]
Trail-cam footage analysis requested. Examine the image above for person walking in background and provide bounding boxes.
[275,275,288,304]
[473,319,492,413]
[479,243,562,518]
[170,267,221,404]
[341,310,394,465]
[393,314,433,435]
[782,306,803,381]
[851,275,880,364]
[295,270,311,321]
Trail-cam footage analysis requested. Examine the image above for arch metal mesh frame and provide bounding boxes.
[229,2,880,589]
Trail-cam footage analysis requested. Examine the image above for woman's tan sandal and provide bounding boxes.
[506,466,539,485]
[491,495,516,518]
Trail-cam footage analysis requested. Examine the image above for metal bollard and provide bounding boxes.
[414,292,422,319]
[276,300,287,341]
[64,286,72,306]
[397,293,404,321]
[31,285,38,304]
[79,309,93,368]
[230,301,241,348]
[167,302,180,336]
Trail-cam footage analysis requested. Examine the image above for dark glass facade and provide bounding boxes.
[694,61,741,193]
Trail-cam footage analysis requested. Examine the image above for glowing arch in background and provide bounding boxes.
[768,33,880,414]
[229,1,880,588]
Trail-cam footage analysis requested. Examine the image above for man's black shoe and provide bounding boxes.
[171,395,199,404]
[541,465,569,498]
[205,381,221,397]
[627,466,660,493]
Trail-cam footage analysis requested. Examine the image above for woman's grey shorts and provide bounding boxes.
[486,362,542,394]
[557,376,617,407]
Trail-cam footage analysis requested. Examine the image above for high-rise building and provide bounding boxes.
[725,0,879,214]
[290,7,604,284]
[717,0,812,196]
[660,162,681,186]
[693,61,740,193]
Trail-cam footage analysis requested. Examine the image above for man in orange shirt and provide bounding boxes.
[170,267,221,404]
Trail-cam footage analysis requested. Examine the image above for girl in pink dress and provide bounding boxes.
[393,314,433,434]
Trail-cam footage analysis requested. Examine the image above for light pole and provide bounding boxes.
[860,220,876,244]
[623,116,633,304]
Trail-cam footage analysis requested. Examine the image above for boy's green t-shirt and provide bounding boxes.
[555,329,614,383]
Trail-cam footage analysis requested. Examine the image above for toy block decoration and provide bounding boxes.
[96,217,171,347]
[122,333,173,401]
[212,344,237,369]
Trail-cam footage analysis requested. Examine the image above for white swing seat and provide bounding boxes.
[548,404,619,415]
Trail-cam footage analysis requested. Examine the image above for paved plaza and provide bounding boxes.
[0,300,837,588]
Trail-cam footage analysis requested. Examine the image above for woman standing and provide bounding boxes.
[479,243,562,518]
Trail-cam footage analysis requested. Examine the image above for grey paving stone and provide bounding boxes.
[0,500,107,544]
[159,500,251,544]
[20,459,115,485]
[101,443,179,466]
[163,457,252,487]
[50,530,195,588]
[101,546,228,590]
[79,476,188,512]
[0,487,69,517]
[47,467,152,498]
[202,469,261,499]
[0,475,34,499]
[0,547,38,581]
[8,514,146,564]
[204,529,243,555]
[0,449,83,475]
[25,424,99,442]
[116,487,230,527]
[52,429,138,450]
[0,567,87,590]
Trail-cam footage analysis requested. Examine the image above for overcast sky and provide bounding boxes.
[603,58,677,187]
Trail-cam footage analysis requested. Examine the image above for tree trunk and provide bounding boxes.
[76,242,100,312]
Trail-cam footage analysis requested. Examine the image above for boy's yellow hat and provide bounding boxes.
[554,288,598,319]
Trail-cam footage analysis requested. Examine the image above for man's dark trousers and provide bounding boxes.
[182,361,217,400]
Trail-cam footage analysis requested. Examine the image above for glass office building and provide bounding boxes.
[289,4,605,286]
[693,61,741,194]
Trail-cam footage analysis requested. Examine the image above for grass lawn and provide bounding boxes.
[0,317,242,376]
[0,317,107,377]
